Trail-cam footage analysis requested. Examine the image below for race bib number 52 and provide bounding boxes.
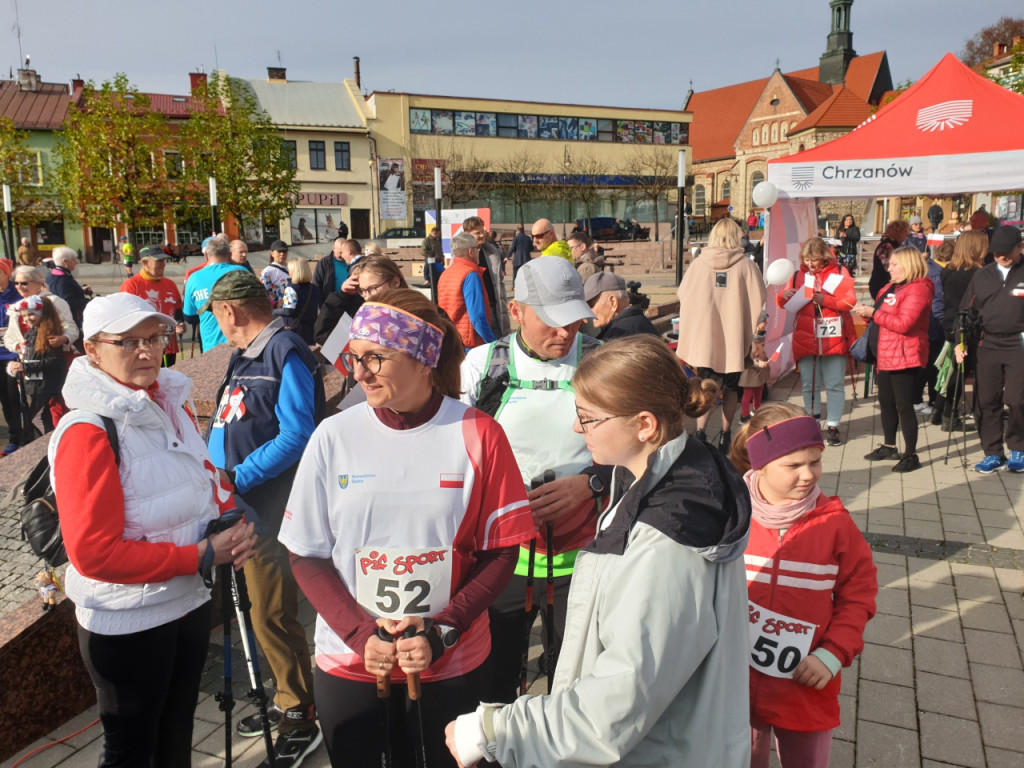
[748,601,817,678]
[354,546,452,618]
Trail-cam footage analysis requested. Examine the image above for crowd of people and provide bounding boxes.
[5,206,1021,768]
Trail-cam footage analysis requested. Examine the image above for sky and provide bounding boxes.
[4,0,1021,109]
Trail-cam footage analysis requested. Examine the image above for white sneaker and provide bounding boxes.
[913,403,934,416]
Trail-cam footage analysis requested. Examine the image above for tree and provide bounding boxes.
[495,148,546,226]
[0,118,62,250]
[960,16,1024,67]
[411,135,489,208]
[564,149,608,234]
[179,73,299,231]
[991,39,1024,94]
[619,147,678,242]
[53,74,175,244]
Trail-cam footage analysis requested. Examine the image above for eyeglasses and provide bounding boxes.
[340,350,396,374]
[358,281,389,298]
[532,230,552,240]
[574,405,625,434]
[569,242,585,250]
[93,334,170,353]
[13,282,32,287]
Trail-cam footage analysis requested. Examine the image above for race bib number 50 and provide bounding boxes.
[354,546,452,618]
[748,601,817,678]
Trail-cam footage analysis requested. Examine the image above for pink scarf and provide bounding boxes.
[744,470,821,529]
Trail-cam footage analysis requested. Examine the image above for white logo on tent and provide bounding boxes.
[916,100,973,132]
[791,167,814,191]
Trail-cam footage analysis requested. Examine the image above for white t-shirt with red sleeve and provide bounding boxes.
[279,396,533,683]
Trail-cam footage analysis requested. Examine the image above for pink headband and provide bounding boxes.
[746,416,825,470]
[348,302,444,368]
[12,295,44,315]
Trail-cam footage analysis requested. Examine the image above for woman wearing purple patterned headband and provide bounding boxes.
[279,288,536,768]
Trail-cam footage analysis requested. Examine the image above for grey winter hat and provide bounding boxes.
[514,257,596,328]
[909,215,923,225]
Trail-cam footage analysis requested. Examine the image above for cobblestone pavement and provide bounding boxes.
[3,265,1023,767]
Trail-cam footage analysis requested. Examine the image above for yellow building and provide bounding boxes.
[366,91,691,233]
[245,68,375,242]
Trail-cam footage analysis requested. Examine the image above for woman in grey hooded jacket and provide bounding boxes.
[447,335,752,768]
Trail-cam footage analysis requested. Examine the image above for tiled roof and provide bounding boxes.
[145,93,202,117]
[843,51,887,102]
[686,77,769,162]
[782,76,836,114]
[0,80,70,130]
[245,79,366,129]
[788,86,873,134]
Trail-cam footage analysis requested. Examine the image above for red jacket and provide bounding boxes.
[776,261,856,360]
[745,495,877,732]
[437,257,491,349]
[872,278,933,372]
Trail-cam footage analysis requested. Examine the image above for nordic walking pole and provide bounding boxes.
[229,567,277,768]
[519,534,537,697]
[375,627,394,768]
[540,469,557,691]
[215,566,236,768]
[403,627,427,768]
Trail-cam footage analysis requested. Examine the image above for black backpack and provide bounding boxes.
[20,416,119,568]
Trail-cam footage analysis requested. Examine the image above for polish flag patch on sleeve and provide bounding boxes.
[440,473,465,489]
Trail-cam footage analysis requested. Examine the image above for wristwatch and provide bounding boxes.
[586,472,604,498]
[436,623,460,649]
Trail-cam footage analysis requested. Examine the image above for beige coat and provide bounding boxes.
[675,246,765,374]
[575,250,605,283]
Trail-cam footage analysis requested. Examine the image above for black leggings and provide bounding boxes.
[876,367,922,454]
[78,602,212,768]
[315,660,491,768]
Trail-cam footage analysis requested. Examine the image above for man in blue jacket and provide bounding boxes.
[205,270,327,767]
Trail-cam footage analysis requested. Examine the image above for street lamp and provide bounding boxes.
[209,177,220,236]
[431,166,442,304]
[675,151,686,285]
[562,146,572,239]
[2,184,14,262]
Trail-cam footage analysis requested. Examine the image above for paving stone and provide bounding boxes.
[830,738,855,768]
[963,628,1024,669]
[987,529,1024,549]
[971,493,1012,511]
[915,670,977,719]
[943,515,984,536]
[905,521,945,539]
[860,643,915,686]
[984,746,1024,768]
[875,586,910,617]
[977,702,1024,752]
[919,712,986,768]
[970,663,1024,708]
[907,557,953,583]
[0,738,76,768]
[911,605,964,643]
[958,600,1013,633]
[910,580,958,610]
[857,679,917,729]
[994,568,1024,592]
[874,561,909,589]
[840,657,859,697]
[914,636,971,679]
[863,611,913,649]
[835,692,857,741]
[855,721,920,767]
[949,562,995,579]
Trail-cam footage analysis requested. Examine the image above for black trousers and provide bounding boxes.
[78,601,212,768]
[876,367,922,454]
[974,344,1024,457]
[315,659,490,768]
[914,337,943,406]
[486,570,572,704]
[0,364,23,445]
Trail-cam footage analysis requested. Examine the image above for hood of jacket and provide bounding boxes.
[62,354,194,430]
[699,245,749,270]
[590,432,751,563]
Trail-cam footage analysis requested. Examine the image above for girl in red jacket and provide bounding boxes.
[731,403,877,768]
[777,238,856,446]
[852,247,934,473]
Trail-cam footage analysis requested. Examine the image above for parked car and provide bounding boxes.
[365,226,426,250]
[574,217,650,241]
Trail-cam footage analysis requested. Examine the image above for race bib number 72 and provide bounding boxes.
[354,546,452,618]
[748,601,817,679]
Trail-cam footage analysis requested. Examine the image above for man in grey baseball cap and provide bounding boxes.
[459,255,607,704]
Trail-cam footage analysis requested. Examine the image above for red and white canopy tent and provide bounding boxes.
[759,53,1024,374]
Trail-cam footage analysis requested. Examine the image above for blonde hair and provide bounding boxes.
[799,237,834,265]
[707,218,743,250]
[352,254,409,290]
[729,402,807,473]
[572,336,719,448]
[949,230,987,271]
[287,258,313,284]
[888,246,928,282]
[363,242,384,256]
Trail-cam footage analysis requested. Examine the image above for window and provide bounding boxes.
[761,125,769,144]
[752,128,759,147]
[164,151,183,179]
[722,179,731,200]
[750,172,765,200]
[283,140,297,169]
[135,227,165,246]
[694,185,706,216]
[597,119,614,142]
[309,140,326,170]
[17,152,42,185]
[334,141,350,170]
[770,123,778,143]
[497,113,518,138]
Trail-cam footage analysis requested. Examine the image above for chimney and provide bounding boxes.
[71,77,84,98]
[1013,35,1023,47]
[353,57,361,89]
[17,68,40,92]
[189,71,207,94]
[993,42,1008,57]
[268,67,286,82]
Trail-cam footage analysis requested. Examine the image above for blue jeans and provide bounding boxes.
[798,353,847,427]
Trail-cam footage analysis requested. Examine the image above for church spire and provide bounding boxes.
[820,0,856,85]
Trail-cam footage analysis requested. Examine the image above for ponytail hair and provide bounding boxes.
[729,402,809,473]
[572,335,719,448]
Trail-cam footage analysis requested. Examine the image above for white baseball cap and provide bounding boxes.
[514,257,596,328]
[83,293,176,339]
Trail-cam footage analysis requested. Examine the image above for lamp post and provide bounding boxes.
[431,166,442,305]
[751,181,780,280]
[562,145,572,240]
[209,177,220,236]
[675,151,686,285]
[2,184,14,262]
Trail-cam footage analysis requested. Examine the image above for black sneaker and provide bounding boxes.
[825,427,842,446]
[259,725,323,768]
[718,429,732,454]
[929,409,944,426]
[864,445,900,461]
[739,414,751,425]
[892,453,921,473]
[238,705,282,737]
[694,428,708,443]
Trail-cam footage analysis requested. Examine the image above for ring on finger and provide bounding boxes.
[378,661,383,670]
[406,652,412,660]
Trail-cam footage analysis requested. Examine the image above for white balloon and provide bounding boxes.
[765,258,796,287]
[752,181,780,208]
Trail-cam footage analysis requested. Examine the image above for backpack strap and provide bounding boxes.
[101,416,120,467]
